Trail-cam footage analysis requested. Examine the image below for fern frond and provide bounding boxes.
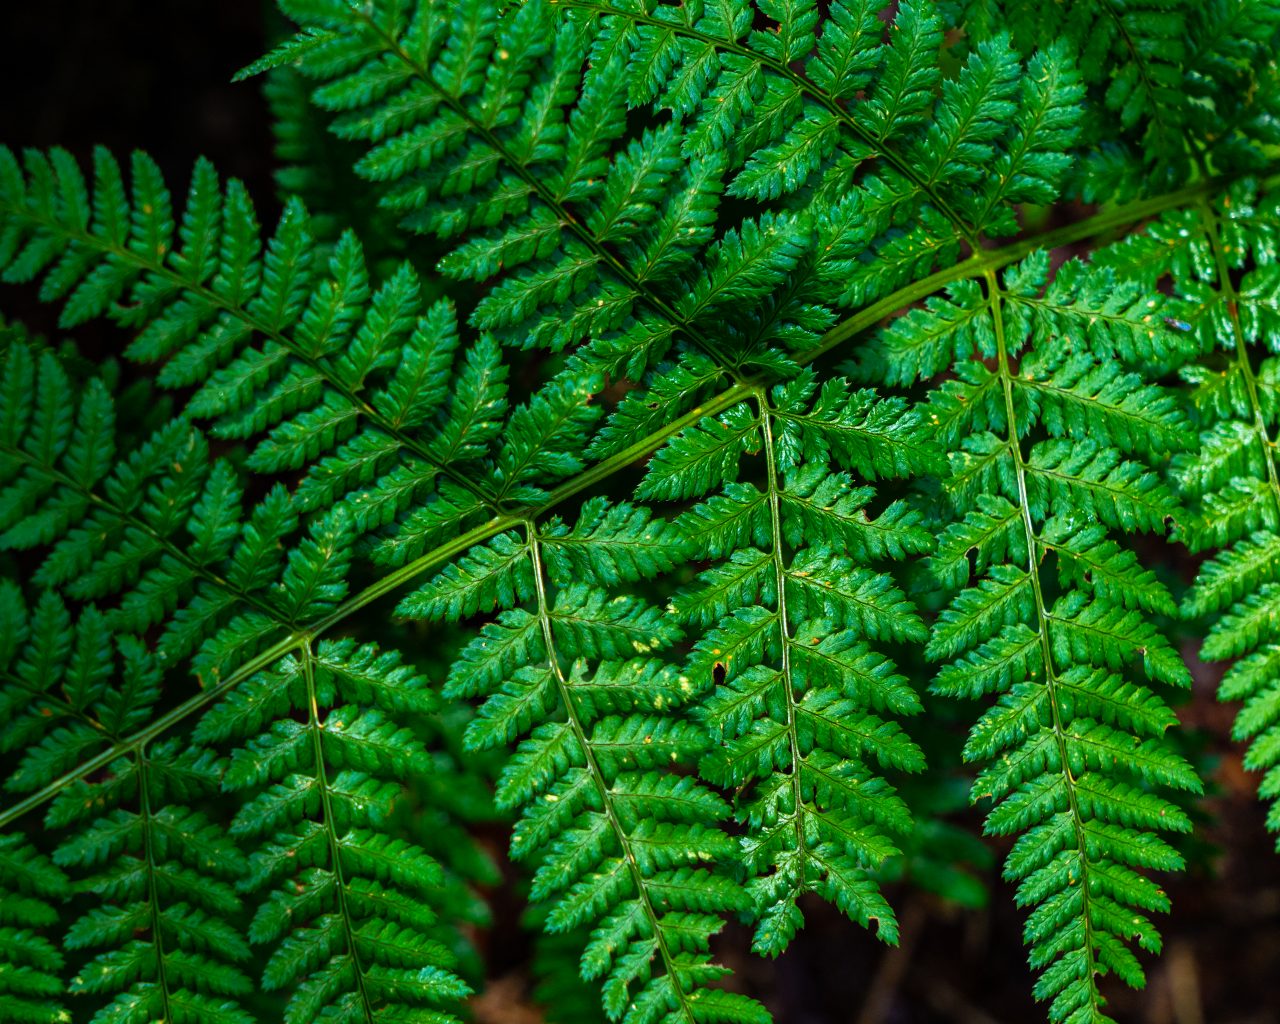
[0,833,69,1024]
[0,148,517,558]
[252,0,1099,433]
[205,639,474,1024]
[881,250,1198,1023]
[30,631,256,1024]
[643,370,930,955]
[253,0,736,377]
[0,320,494,1021]
[968,0,1280,193]
[0,334,316,689]
[0,145,625,596]
[1171,183,1280,855]
[401,501,766,1024]
[7,5,1280,1023]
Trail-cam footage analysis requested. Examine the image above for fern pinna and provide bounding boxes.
[3,0,1280,1022]
[0,322,494,1021]
[399,504,771,1024]
[639,374,936,954]
[864,249,1201,1022]
[1158,185,1280,842]
[201,639,480,1023]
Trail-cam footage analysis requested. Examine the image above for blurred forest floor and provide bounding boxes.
[2,3,1278,1021]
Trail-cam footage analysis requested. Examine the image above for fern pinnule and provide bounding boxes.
[0,832,69,1024]
[46,646,254,1024]
[0,329,307,688]
[0,147,491,568]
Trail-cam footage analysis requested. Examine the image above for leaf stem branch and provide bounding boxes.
[756,389,808,883]
[987,268,1104,1017]
[525,520,699,1021]
[302,640,376,1023]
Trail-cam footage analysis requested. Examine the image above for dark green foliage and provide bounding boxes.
[0,833,69,1024]
[54,736,254,1024]
[0,144,585,571]
[246,0,1100,407]
[1167,186,1280,846]
[950,0,1280,192]
[264,65,405,254]
[530,922,611,1024]
[0,329,496,1021]
[3,2,1280,1023]
[204,640,478,1024]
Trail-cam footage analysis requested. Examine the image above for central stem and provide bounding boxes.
[303,642,375,1022]
[525,522,697,1020]
[137,752,174,1021]
[986,269,1102,1013]
[756,391,808,868]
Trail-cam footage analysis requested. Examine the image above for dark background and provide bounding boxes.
[0,0,276,339]
[2,4,1279,1022]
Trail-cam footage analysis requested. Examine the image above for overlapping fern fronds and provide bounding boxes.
[4,1,1280,1023]
[0,323,497,1021]
[250,0,1094,412]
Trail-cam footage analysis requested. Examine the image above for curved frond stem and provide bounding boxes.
[555,0,983,250]
[302,640,377,1023]
[0,386,732,830]
[352,9,750,382]
[137,751,177,1022]
[987,269,1103,1017]
[757,390,806,867]
[524,519,699,1022]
